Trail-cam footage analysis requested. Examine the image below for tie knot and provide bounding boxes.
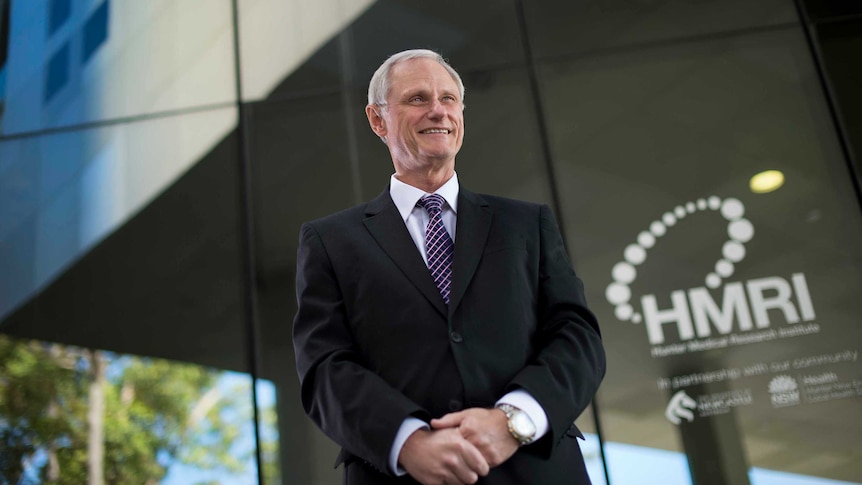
[417,194,445,215]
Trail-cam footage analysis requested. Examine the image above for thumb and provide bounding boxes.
[430,411,465,429]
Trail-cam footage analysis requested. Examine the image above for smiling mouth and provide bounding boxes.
[420,129,451,134]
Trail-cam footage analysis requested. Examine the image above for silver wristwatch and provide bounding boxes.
[496,403,537,445]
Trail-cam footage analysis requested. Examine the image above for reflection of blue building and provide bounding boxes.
[1,1,8,125]
[1,1,861,484]
[5,0,110,131]
[0,0,372,321]
[0,0,240,320]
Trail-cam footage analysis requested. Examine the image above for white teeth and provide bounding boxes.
[422,129,449,134]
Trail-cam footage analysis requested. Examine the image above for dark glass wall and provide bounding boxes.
[797,0,862,197]
[522,0,862,481]
[2,1,861,484]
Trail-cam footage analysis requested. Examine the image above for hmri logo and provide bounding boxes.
[641,273,814,345]
[605,196,816,347]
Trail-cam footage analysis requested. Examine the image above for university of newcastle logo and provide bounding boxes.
[605,196,818,356]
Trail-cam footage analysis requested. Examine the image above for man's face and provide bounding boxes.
[369,58,464,172]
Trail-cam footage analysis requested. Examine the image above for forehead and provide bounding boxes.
[388,58,459,96]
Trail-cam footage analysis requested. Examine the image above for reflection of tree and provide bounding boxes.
[258,401,281,485]
[0,335,250,484]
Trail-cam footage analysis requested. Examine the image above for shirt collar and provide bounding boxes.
[389,172,459,222]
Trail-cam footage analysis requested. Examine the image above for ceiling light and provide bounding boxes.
[750,170,784,194]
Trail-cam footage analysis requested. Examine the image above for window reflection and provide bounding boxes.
[540,20,862,485]
[0,334,268,484]
[2,0,236,136]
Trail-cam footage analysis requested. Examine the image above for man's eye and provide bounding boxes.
[409,96,423,103]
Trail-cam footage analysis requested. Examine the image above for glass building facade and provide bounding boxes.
[1,1,860,484]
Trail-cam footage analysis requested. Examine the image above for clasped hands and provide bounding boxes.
[399,407,520,485]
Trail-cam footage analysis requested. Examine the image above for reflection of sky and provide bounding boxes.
[161,371,274,485]
[582,433,861,485]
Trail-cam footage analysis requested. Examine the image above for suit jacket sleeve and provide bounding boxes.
[292,222,427,474]
[508,204,606,458]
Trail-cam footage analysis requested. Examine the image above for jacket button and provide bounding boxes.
[449,399,462,411]
[450,331,463,343]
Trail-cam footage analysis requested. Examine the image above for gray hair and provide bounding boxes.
[367,49,465,108]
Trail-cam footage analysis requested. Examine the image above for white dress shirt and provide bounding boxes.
[386,173,550,474]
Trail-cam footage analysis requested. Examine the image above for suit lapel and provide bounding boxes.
[363,189,448,318]
[449,189,492,315]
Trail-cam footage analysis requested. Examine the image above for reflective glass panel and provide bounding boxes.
[247,91,355,484]
[2,0,237,135]
[238,0,527,103]
[523,0,796,60]
[0,107,238,321]
[541,20,862,485]
[0,335,259,484]
[1,104,259,483]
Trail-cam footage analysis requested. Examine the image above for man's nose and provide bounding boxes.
[427,98,445,118]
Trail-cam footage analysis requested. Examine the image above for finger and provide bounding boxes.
[451,461,480,485]
[431,411,465,429]
[459,440,490,477]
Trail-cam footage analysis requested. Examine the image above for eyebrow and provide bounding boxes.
[401,88,459,100]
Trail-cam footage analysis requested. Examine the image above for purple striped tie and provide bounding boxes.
[417,195,454,304]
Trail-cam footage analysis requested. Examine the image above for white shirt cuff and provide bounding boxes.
[496,389,549,442]
[389,417,429,476]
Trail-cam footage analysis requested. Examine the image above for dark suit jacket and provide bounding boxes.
[293,187,605,484]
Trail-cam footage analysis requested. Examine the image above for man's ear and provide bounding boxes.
[366,104,387,139]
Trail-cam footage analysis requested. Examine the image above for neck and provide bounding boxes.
[395,165,455,193]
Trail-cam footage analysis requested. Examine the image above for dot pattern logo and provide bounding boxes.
[605,196,754,324]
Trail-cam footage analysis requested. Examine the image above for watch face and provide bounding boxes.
[512,411,536,438]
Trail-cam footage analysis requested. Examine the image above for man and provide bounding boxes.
[293,49,605,485]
